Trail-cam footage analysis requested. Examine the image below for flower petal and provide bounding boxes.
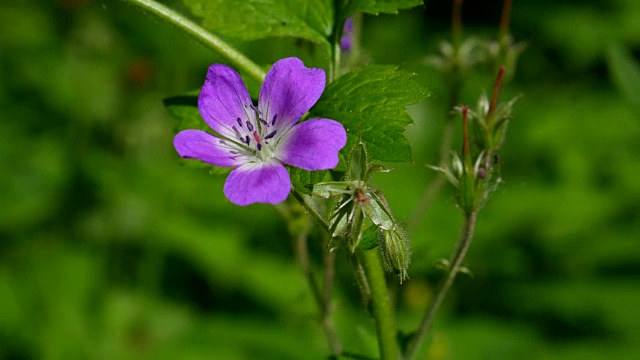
[278,119,347,171]
[223,161,291,206]
[198,64,254,139]
[258,57,326,131]
[174,130,242,167]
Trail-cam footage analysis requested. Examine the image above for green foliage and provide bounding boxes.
[164,94,203,132]
[341,0,424,19]
[182,0,333,46]
[2,1,640,359]
[289,167,331,194]
[311,65,428,162]
[606,44,640,113]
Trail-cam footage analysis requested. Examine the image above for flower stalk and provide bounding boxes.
[121,0,266,84]
[296,222,343,356]
[361,249,400,360]
[499,0,513,41]
[404,210,478,360]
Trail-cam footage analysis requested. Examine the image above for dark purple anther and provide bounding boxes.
[271,114,277,125]
[246,121,254,131]
[237,117,243,127]
[265,130,277,139]
[244,135,250,145]
[260,118,268,126]
[250,104,261,115]
[257,143,262,151]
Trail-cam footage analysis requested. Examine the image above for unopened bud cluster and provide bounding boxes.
[431,67,517,214]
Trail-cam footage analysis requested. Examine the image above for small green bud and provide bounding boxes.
[380,227,411,284]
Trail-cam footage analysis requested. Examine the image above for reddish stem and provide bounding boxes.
[452,0,463,45]
[499,0,513,39]
[488,66,506,120]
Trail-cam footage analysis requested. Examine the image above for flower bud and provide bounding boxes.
[380,227,411,284]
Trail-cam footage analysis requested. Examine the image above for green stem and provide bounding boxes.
[292,217,343,356]
[361,249,400,360]
[349,252,371,305]
[320,250,343,356]
[121,0,266,83]
[404,210,478,359]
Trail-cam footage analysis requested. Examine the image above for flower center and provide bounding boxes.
[229,104,281,162]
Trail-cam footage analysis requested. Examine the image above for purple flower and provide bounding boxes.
[174,57,347,206]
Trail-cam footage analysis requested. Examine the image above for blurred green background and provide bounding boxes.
[1,0,639,359]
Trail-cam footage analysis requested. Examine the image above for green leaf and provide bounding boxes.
[341,0,423,19]
[182,0,333,45]
[311,65,428,162]
[606,44,640,113]
[290,168,331,194]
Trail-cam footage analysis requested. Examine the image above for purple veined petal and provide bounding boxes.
[174,129,244,167]
[223,161,291,206]
[277,118,347,171]
[258,57,326,131]
[198,64,255,140]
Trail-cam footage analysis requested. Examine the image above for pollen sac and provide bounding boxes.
[380,227,411,284]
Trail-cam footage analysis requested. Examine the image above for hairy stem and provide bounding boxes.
[349,252,371,305]
[121,0,266,83]
[404,210,478,359]
[361,249,400,360]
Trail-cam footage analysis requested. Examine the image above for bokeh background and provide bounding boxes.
[1,0,639,359]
